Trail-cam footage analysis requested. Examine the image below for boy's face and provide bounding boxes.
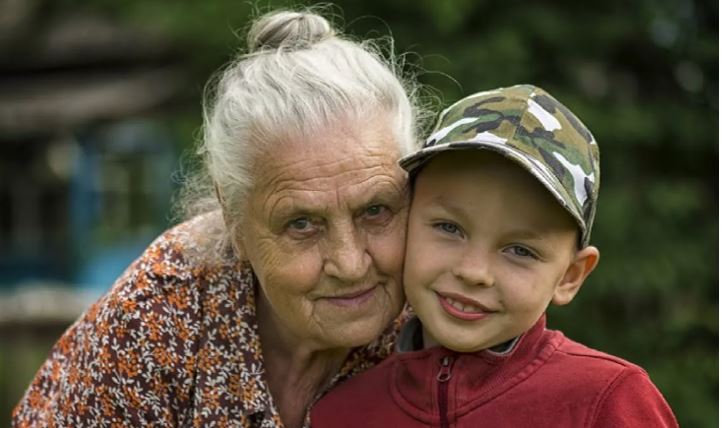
[404,151,597,353]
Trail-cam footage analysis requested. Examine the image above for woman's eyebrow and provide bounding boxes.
[347,180,407,207]
[270,201,319,220]
[369,185,407,202]
[265,195,323,225]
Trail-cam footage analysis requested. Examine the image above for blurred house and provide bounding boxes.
[0,4,191,419]
[0,1,186,327]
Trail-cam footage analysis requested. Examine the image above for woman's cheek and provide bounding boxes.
[272,247,324,295]
[249,233,322,304]
[372,216,406,278]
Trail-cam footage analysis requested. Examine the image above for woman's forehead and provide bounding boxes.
[246,120,407,216]
[263,178,406,219]
[252,119,402,187]
[251,166,408,224]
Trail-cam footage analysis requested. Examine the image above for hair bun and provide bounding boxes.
[247,11,335,52]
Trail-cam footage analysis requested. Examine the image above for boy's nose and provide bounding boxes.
[452,251,495,287]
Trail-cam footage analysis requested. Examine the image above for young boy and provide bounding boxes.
[311,85,678,427]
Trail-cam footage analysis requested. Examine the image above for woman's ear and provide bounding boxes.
[215,183,247,260]
[214,182,226,207]
[551,246,600,306]
[227,223,247,261]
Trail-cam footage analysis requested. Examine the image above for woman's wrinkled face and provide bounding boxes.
[239,118,408,350]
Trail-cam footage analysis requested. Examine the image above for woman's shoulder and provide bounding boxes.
[144,212,236,278]
[83,213,254,338]
[12,214,260,426]
[111,213,243,299]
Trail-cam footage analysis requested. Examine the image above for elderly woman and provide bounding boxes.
[13,9,423,428]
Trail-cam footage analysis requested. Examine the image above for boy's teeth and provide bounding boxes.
[463,304,481,313]
[446,296,482,313]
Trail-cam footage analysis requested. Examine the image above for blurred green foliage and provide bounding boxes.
[8,0,717,426]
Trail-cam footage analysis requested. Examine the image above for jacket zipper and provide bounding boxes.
[437,355,453,428]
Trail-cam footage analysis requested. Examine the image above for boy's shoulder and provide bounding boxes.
[540,330,657,398]
[541,331,679,427]
[553,331,647,373]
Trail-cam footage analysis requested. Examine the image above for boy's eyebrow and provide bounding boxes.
[429,195,470,219]
[502,229,546,242]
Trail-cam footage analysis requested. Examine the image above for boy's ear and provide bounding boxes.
[551,246,600,306]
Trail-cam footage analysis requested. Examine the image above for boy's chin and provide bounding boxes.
[442,340,500,353]
[424,331,496,353]
[424,327,518,353]
[443,344,488,353]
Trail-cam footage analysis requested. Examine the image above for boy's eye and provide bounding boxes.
[506,245,538,259]
[434,222,462,236]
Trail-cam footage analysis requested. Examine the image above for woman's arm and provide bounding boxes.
[12,239,201,427]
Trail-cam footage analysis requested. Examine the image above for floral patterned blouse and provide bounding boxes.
[13,216,408,427]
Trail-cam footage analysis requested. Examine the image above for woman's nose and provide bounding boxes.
[322,222,372,282]
[451,249,495,288]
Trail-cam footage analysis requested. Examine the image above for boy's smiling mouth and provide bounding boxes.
[436,291,494,321]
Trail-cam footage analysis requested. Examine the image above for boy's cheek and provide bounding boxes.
[403,257,439,295]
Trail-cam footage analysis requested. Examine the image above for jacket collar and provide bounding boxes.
[396,317,520,355]
[389,315,560,422]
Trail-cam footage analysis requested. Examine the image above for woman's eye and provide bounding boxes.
[288,217,312,231]
[285,217,320,239]
[362,204,392,224]
[435,222,461,236]
[365,204,385,217]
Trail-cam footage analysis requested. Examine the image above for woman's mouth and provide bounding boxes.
[436,292,492,321]
[324,284,378,308]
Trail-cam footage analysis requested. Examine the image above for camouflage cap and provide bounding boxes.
[400,84,600,247]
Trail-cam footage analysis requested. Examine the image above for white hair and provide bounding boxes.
[177,7,426,260]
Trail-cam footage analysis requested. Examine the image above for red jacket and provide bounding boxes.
[312,316,678,427]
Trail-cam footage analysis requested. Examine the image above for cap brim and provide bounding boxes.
[399,141,587,244]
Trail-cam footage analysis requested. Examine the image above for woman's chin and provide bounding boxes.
[318,310,401,349]
[313,286,402,347]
